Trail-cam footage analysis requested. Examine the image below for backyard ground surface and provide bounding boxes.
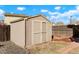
[0,41,79,54]
[0,41,27,54]
[27,41,79,54]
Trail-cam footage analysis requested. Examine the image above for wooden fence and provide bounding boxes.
[52,26,73,41]
[0,25,10,41]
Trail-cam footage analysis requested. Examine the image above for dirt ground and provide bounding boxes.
[0,41,79,54]
[27,41,79,54]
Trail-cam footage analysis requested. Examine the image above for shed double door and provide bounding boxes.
[32,21,46,44]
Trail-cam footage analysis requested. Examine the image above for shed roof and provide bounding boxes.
[5,14,30,17]
[10,14,52,24]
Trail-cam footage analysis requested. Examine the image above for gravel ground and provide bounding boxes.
[0,41,27,54]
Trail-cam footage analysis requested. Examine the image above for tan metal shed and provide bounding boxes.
[10,15,52,48]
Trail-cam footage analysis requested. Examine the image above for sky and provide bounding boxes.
[0,5,79,24]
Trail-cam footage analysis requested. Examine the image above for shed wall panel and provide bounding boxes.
[42,22,46,42]
[32,20,42,44]
[11,20,25,48]
[26,20,32,47]
[46,22,52,41]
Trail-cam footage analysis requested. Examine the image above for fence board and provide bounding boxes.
[52,26,73,37]
[0,25,10,42]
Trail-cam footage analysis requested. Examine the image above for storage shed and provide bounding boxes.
[10,15,52,48]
